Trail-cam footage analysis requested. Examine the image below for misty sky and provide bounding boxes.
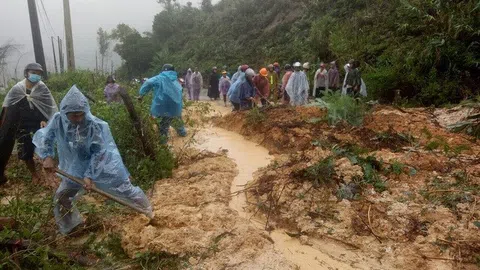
[0,0,215,79]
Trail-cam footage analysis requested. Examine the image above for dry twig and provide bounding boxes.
[357,211,382,244]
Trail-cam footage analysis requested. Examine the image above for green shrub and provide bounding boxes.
[362,65,400,102]
[303,156,335,187]
[391,160,405,175]
[311,90,367,126]
[246,107,266,125]
[0,194,77,269]
[426,140,441,151]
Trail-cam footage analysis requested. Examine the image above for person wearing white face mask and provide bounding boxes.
[0,63,57,185]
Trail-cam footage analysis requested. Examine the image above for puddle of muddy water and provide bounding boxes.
[195,127,272,218]
[195,125,359,270]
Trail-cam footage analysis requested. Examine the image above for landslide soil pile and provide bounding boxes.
[217,105,480,270]
[215,105,328,154]
[121,150,295,269]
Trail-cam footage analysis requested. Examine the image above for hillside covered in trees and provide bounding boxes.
[110,0,479,106]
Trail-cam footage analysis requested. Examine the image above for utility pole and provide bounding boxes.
[27,0,48,79]
[111,61,113,75]
[57,37,64,73]
[63,0,75,70]
[51,37,58,73]
[95,51,98,72]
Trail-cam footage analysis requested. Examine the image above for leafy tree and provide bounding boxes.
[107,0,479,105]
[97,27,111,73]
[201,0,213,12]
[157,0,179,12]
[110,24,155,78]
[0,41,19,86]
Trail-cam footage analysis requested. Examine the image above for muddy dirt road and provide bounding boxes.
[195,126,385,269]
[190,102,394,269]
[123,101,478,269]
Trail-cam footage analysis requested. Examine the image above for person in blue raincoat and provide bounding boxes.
[230,66,242,84]
[33,86,152,235]
[238,68,256,110]
[227,69,246,111]
[138,64,186,144]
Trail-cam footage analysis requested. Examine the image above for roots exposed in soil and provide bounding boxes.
[217,105,480,270]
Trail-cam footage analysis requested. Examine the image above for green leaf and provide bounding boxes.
[473,221,480,229]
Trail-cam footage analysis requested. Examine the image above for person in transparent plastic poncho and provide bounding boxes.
[0,63,57,185]
[230,66,242,84]
[33,86,152,234]
[227,70,246,111]
[286,62,310,106]
[189,67,203,101]
[184,68,193,100]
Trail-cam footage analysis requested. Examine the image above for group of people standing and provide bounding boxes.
[192,60,366,111]
[183,66,233,106]
[184,67,203,101]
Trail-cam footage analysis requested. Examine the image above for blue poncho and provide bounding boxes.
[230,66,242,84]
[139,71,183,117]
[227,72,246,104]
[33,86,152,234]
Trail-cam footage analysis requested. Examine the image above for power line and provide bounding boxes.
[34,0,54,66]
[35,0,51,37]
[39,0,57,37]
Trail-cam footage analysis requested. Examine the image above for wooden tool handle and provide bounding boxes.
[55,169,153,218]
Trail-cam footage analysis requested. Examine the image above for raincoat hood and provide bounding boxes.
[161,70,178,80]
[231,66,243,84]
[227,72,246,103]
[60,85,90,115]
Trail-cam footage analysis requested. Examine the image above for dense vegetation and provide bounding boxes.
[108,0,479,106]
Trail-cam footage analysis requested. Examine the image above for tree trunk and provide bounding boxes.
[101,55,104,74]
[118,87,156,159]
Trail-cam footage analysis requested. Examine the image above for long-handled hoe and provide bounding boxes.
[55,169,154,219]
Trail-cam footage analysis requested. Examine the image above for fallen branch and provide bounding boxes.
[467,197,477,229]
[420,255,458,262]
[318,234,361,250]
[357,212,382,244]
[393,105,408,114]
[367,205,374,233]
[425,189,463,194]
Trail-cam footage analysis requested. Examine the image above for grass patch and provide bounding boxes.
[134,251,187,270]
[311,90,367,126]
[420,172,479,210]
[245,106,266,125]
